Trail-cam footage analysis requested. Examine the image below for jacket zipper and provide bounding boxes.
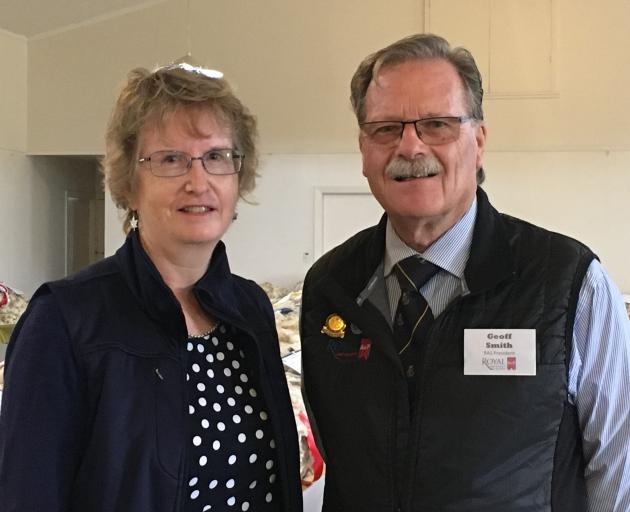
[174,332,191,512]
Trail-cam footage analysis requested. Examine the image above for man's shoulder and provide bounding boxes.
[499,212,594,258]
[305,223,382,287]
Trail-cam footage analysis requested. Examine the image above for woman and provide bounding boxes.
[0,63,302,512]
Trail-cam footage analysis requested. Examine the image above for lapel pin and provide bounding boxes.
[321,313,346,338]
[358,338,372,360]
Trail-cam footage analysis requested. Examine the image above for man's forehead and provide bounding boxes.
[370,57,458,89]
[365,58,467,114]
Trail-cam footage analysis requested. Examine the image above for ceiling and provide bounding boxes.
[0,0,167,37]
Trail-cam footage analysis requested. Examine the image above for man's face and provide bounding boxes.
[360,58,486,239]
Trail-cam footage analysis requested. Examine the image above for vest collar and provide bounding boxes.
[464,187,516,293]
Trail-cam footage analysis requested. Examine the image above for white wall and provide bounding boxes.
[104,149,630,293]
[0,28,26,152]
[11,0,630,296]
[0,152,99,296]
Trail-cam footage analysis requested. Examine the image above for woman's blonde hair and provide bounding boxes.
[102,64,259,233]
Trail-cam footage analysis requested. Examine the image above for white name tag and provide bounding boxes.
[464,329,536,376]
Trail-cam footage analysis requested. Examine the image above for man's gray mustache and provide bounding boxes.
[385,157,442,180]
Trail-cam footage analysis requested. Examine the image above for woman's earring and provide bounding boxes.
[232,212,239,221]
[130,211,138,230]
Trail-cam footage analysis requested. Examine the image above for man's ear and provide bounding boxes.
[359,134,368,178]
[474,122,487,170]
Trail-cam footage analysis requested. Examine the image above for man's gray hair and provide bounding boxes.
[350,33,485,183]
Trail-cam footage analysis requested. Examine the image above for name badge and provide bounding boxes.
[464,329,536,376]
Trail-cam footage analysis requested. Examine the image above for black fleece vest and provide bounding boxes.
[402,214,593,511]
[301,192,595,512]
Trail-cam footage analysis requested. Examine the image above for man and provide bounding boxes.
[300,34,630,511]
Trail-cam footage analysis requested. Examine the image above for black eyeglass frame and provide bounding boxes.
[137,148,244,177]
[359,115,474,146]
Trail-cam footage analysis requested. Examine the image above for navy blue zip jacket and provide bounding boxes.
[0,231,302,512]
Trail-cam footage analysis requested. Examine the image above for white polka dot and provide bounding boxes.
[242,502,250,511]
[197,383,206,392]
[269,473,276,483]
[235,386,243,395]
[203,334,210,340]
[207,369,214,378]
[227,397,236,406]
[238,433,246,443]
[198,397,207,407]
[203,506,211,511]
[239,350,245,358]
[265,459,274,469]
[217,422,226,431]
[220,325,227,333]
[265,492,272,503]
[260,411,268,420]
[213,402,221,412]
[232,360,240,369]
[226,478,235,488]
[244,405,253,414]
[248,480,257,489]
[249,453,257,463]
[201,419,210,429]
[217,352,225,361]
[212,336,219,346]
[189,477,198,486]
[189,405,195,415]
[255,429,263,439]
[224,368,232,377]
[228,454,237,465]
[213,440,220,450]
[227,496,236,506]
[240,374,248,383]
[187,342,193,352]
[206,353,214,363]
[193,436,201,446]
[192,364,200,373]
[270,439,276,449]
[191,489,200,499]
[199,455,207,466]
[233,414,241,424]
[216,384,225,394]
[226,341,234,350]
[249,389,257,398]
[209,479,218,489]
[197,344,204,353]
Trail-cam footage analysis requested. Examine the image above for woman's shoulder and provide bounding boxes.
[46,254,120,292]
[29,255,125,324]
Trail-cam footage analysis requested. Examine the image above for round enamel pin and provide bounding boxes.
[321,313,346,338]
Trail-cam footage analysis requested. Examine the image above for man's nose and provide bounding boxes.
[396,122,430,159]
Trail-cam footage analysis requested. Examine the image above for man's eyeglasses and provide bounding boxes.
[359,116,473,146]
[138,149,244,178]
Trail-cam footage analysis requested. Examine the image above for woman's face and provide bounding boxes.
[130,107,239,260]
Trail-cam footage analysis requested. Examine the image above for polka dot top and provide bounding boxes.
[184,323,281,512]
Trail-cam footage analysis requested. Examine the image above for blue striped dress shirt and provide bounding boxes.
[371,197,630,511]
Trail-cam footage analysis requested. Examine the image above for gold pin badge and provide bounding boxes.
[321,313,346,338]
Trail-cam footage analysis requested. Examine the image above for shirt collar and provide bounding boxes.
[384,197,477,280]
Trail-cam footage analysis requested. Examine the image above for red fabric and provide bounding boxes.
[298,411,324,484]
[0,284,8,308]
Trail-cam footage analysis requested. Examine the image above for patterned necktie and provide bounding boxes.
[393,256,440,395]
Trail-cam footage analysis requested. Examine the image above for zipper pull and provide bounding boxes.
[154,368,164,381]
